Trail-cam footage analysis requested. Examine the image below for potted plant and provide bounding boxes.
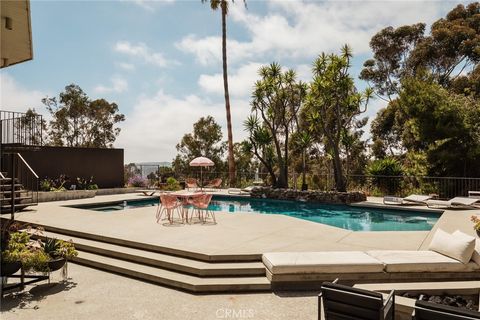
[1,230,50,276]
[471,215,480,237]
[0,219,24,277]
[41,237,78,272]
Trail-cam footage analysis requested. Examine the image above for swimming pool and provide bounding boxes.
[68,195,440,232]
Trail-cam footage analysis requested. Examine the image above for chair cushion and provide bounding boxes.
[452,230,480,266]
[262,251,384,274]
[366,250,480,273]
[428,229,475,264]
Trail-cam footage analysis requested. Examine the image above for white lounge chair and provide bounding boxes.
[426,197,480,209]
[468,191,480,199]
[383,194,432,205]
[228,186,256,195]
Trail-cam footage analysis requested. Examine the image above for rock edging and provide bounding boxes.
[249,187,366,204]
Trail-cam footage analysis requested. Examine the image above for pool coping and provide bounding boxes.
[8,193,479,262]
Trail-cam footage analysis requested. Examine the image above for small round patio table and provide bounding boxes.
[170,191,207,223]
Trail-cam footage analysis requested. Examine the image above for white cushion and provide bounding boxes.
[452,230,480,265]
[262,251,384,274]
[428,229,475,264]
[366,250,480,273]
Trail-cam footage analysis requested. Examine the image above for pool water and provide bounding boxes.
[68,195,440,232]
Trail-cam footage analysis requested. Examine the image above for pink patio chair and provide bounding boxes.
[156,194,182,224]
[204,178,222,190]
[190,194,215,224]
[185,178,199,191]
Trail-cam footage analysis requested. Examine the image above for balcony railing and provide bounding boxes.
[133,167,480,199]
[0,110,43,146]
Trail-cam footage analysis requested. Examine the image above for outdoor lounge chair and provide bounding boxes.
[319,279,395,320]
[204,178,222,190]
[185,178,198,190]
[413,299,480,320]
[228,186,256,195]
[383,194,432,205]
[468,191,480,199]
[426,197,480,209]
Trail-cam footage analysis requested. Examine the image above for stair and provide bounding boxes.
[28,229,271,293]
[0,174,34,213]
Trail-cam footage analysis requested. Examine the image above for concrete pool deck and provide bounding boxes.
[9,192,479,258]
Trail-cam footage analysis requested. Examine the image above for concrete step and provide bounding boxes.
[1,196,33,203]
[73,251,271,293]
[29,223,261,262]
[32,230,266,277]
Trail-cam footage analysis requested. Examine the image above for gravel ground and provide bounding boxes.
[1,263,317,320]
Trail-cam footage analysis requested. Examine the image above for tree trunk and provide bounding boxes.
[302,151,306,186]
[331,145,347,192]
[221,4,236,187]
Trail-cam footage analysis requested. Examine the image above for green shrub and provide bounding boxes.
[367,158,404,195]
[165,177,181,191]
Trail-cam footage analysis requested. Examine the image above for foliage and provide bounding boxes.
[172,116,225,175]
[364,3,480,178]
[366,158,404,195]
[39,175,68,192]
[15,108,49,145]
[409,3,480,89]
[164,177,181,191]
[124,163,141,186]
[305,45,372,191]
[367,158,404,177]
[360,23,425,101]
[245,62,307,188]
[42,237,78,260]
[42,84,125,148]
[471,215,480,232]
[128,175,148,188]
[76,176,97,190]
[1,231,49,272]
[373,76,480,177]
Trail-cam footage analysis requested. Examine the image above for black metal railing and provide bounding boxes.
[0,110,43,146]
[1,153,39,214]
[133,168,480,199]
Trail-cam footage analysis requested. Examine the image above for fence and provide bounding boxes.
[135,168,480,199]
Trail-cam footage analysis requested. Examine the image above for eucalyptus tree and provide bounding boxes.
[305,45,372,192]
[172,116,226,175]
[42,84,125,148]
[202,0,246,187]
[245,62,307,188]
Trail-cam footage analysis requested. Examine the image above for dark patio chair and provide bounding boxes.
[319,279,395,320]
[413,299,480,320]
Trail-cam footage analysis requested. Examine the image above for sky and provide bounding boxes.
[0,0,466,163]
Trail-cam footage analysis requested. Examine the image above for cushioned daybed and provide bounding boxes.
[263,229,480,290]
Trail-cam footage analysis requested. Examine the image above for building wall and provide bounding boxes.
[20,146,124,188]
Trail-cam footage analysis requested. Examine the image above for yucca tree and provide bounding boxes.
[202,0,245,187]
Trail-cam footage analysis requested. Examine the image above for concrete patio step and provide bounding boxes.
[73,251,271,293]
[32,230,266,277]
[29,222,261,262]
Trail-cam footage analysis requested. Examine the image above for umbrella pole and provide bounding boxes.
[200,167,203,191]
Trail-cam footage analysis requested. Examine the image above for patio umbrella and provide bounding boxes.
[189,156,214,190]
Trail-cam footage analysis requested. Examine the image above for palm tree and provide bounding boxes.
[202,0,245,187]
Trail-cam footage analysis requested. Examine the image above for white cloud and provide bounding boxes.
[178,1,449,66]
[116,62,136,71]
[198,62,264,97]
[129,0,175,12]
[115,91,250,162]
[0,73,48,114]
[114,41,177,68]
[94,76,128,94]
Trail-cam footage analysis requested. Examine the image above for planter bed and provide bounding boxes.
[38,188,139,202]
